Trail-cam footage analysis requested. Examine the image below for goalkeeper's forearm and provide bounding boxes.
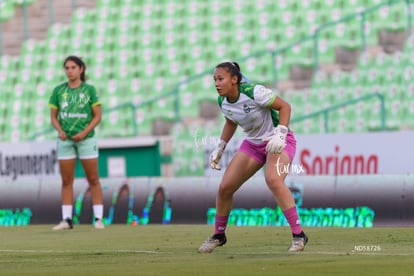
[220,118,238,144]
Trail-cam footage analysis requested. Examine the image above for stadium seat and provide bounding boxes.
[0,0,411,146]
[132,105,153,135]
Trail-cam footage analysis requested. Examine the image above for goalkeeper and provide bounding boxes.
[198,61,308,253]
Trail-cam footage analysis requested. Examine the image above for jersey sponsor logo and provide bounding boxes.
[67,113,88,119]
[59,112,88,119]
[62,91,91,105]
[245,121,264,133]
[62,92,69,100]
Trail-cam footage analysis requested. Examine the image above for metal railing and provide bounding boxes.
[290,93,386,133]
[25,0,412,140]
[0,0,83,55]
[168,0,410,122]
[312,0,412,71]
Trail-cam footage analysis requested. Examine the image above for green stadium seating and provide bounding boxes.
[0,0,412,149]
[0,1,15,22]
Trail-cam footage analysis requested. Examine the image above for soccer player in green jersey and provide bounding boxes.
[49,56,105,230]
[198,62,307,253]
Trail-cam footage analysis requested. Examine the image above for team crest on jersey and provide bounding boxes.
[243,104,250,113]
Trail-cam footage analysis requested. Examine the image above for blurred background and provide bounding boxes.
[0,0,413,226]
[1,0,413,176]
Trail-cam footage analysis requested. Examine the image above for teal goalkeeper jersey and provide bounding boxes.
[48,82,101,138]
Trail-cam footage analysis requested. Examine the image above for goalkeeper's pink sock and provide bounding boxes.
[283,206,303,235]
[214,215,229,235]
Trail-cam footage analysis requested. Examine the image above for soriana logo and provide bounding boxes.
[299,145,378,175]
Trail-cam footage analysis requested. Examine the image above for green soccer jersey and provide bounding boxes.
[48,82,101,138]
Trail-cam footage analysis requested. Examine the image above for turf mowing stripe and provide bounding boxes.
[0,249,171,254]
[217,251,414,256]
[1,250,412,257]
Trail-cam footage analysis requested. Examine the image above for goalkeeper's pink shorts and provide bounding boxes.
[239,131,296,165]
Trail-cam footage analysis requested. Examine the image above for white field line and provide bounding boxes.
[0,249,170,254]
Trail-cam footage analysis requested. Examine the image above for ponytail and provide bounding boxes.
[215,61,243,84]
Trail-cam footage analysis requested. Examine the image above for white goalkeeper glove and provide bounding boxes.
[210,139,227,170]
[263,125,288,154]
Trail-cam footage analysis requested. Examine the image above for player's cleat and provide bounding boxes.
[198,234,227,253]
[52,218,73,230]
[94,218,105,229]
[288,232,308,252]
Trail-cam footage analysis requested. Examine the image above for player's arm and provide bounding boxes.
[50,106,67,140]
[210,117,237,170]
[254,84,291,127]
[84,104,102,134]
[220,117,238,143]
[265,96,291,154]
[269,96,291,127]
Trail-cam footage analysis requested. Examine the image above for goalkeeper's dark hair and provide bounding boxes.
[215,61,242,84]
[63,55,87,82]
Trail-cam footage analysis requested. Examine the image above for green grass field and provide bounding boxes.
[0,225,413,275]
